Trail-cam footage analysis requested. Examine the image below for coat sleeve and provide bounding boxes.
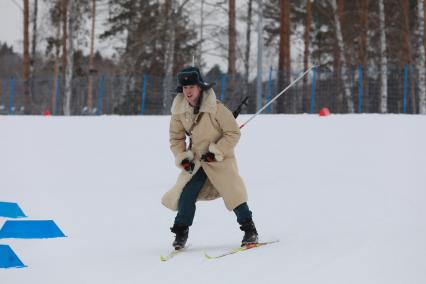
[208,103,241,160]
[170,114,193,167]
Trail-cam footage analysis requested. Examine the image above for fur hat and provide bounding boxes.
[176,66,214,93]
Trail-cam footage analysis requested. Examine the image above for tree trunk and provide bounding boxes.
[52,22,61,115]
[333,0,345,112]
[61,0,68,115]
[418,0,426,114]
[401,0,415,112]
[303,0,312,113]
[162,0,175,114]
[360,0,368,112]
[278,0,290,74]
[23,0,31,114]
[30,0,38,101]
[256,0,263,112]
[378,0,388,113]
[197,0,205,67]
[333,0,344,71]
[331,0,354,113]
[244,0,253,112]
[116,1,136,114]
[64,0,76,116]
[87,0,97,112]
[359,0,368,68]
[228,0,236,76]
[277,0,290,113]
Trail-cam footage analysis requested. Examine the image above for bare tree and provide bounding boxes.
[330,0,355,113]
[59,0,69,115]
[64,0,77,115]
[359,0,368,69]
[197,0,206,67]
[52,21,61,115]
[256,0,264,112]
[418,0,426,114]
[162,0,175,114]
[62,0,68,88]
[244,0,253,103]
[303,0,312,110]
[400,0,416,112]
[333,0,344,72]
[87,0,96,112]
[359,0,368,110]
[30,0,38,99]
[228,0,236,75]
[378,0,388,113]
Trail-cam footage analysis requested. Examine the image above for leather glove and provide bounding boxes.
[181,158,195,173]
[201,152,216,162]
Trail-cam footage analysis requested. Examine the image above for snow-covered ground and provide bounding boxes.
[1,114,426,284]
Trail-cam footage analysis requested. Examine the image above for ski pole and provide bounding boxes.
[239,65,317,129]
[233,96,249,118]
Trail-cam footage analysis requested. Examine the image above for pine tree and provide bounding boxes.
[264,0,292,113]
[101,0,197,114]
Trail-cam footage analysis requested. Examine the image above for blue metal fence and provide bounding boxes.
[0,66,423,115]
[140,74,149,115]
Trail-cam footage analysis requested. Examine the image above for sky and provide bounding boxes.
[0,0,114,57]
[0,0,23,51]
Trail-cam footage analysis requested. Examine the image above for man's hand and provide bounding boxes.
[181,158,195,173]
[201,152,216,162]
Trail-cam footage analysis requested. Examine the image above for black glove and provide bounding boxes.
[181,158,195,173]
[201,152,216,162]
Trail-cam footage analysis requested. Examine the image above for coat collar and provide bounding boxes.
[171,88,217,115]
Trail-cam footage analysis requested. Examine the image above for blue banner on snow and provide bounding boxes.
[0,220,66,239]
[0,245,26,268]
[0,202,27,218]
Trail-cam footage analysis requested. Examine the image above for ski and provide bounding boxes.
[204,240,279,259]
[160,244,191,262]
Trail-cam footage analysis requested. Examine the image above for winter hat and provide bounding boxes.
[176,66,214,93]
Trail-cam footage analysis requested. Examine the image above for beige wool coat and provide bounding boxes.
[161,88,248,211]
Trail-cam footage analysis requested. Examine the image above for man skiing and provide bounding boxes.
[161,66,259,250]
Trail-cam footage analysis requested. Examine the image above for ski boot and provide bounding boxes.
[170,224,189,250]
[239,218,258,246]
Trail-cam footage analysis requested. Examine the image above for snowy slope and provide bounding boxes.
[1,114,426,284]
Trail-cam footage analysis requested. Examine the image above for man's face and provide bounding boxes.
[183,85,202,106]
